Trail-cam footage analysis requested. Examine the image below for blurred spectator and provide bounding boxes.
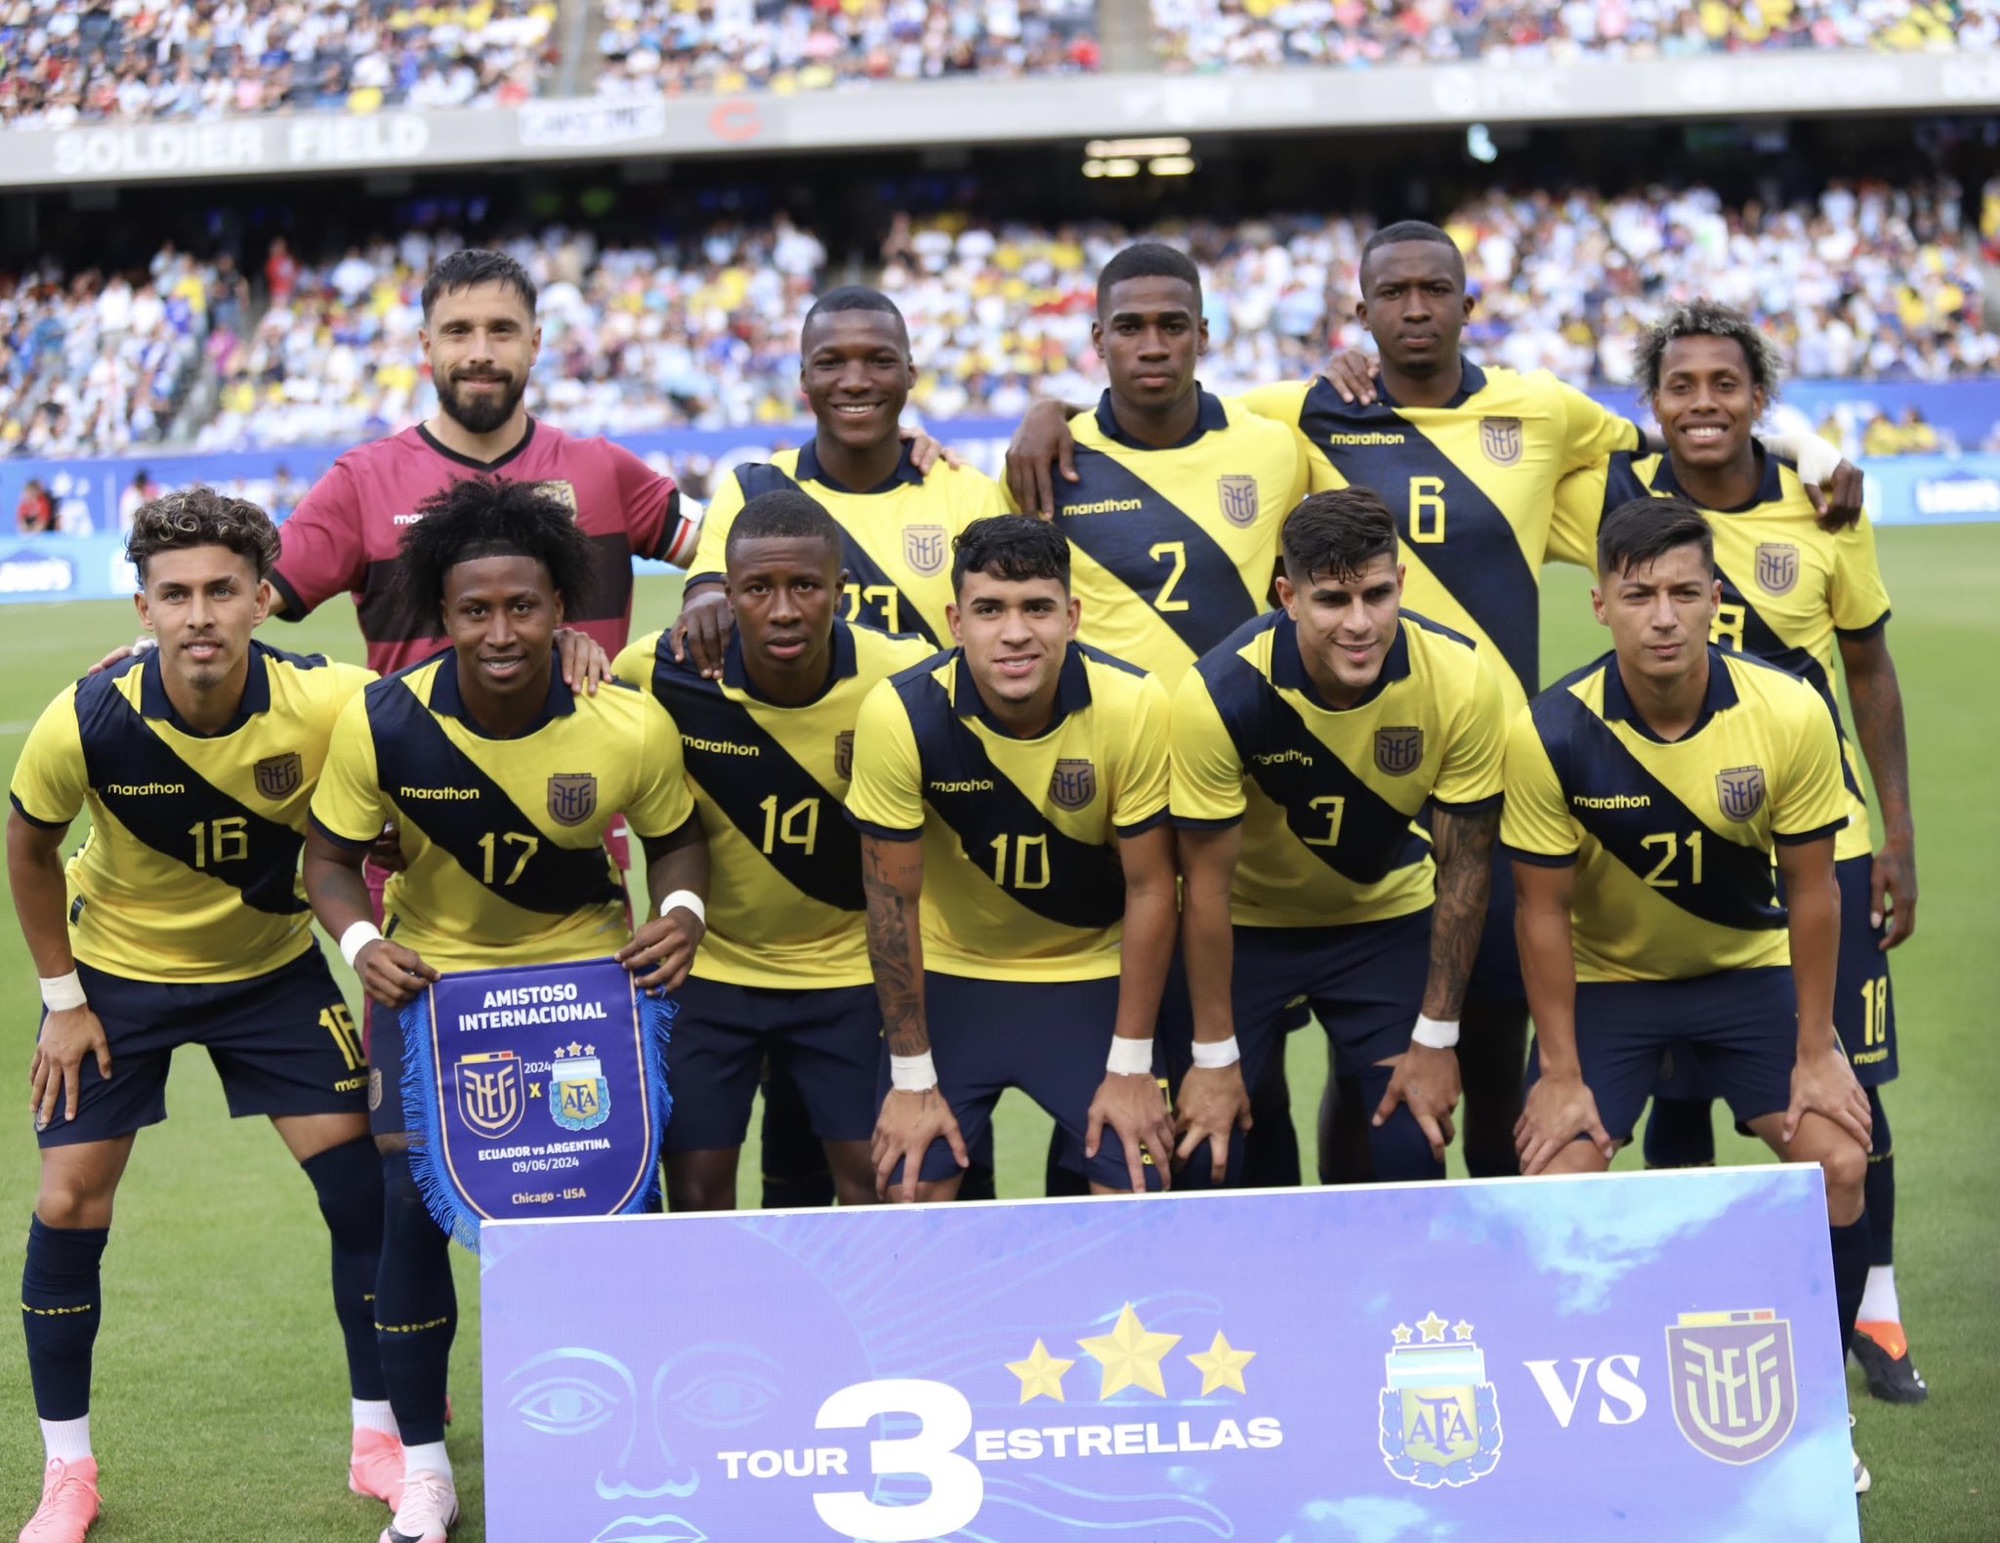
[1862,404,1951,457]
[593,0,1099,96]
[1151,0,1982,73]
[14,477,54,535]
[0,0,558,125]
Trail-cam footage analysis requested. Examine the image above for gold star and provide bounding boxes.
[1453,1320,1476,1342]
[1392,1323,1415,1345]
[1416,1311,1449,1343]
[528,1083,543,1098]
[1078,1305,1182,1399]
[1186,1332,1256,1396]
[566,1041,583,1057]
[1005,1339,1075,1404]
[583,1044,595,1056]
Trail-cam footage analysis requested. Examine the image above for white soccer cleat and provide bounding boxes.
[378,1469,457,1543]
[1850,1413,1871,1496]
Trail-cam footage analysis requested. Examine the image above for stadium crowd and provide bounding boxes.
[593,0,1101,95]
[1151,0,1978,73]
[0,0,557,125]
[5,175,1993,458]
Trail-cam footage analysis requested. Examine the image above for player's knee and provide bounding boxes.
[1818,1139,1868,1211]
[375,1132,410,1157]
[302,1135,385,1253]
[666,1152,738,1212]
[33,1182,112,1232]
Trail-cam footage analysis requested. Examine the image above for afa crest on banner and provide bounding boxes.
[1379,1314,1503,1488]
[400,957,674,1249]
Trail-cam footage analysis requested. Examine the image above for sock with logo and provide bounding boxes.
[303,1136,388,1404]
[375,1150,457,1447]
[1830,1211,1871,1354]
[21,1217,108,1433]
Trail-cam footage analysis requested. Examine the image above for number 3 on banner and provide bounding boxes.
[812,1379,982,1540]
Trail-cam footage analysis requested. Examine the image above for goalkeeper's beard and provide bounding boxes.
[437,369,526,436]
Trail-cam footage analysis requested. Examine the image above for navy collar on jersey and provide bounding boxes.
[427,647,575,737]
[1646,445,1785,513]
[722,617,860,706]
[950,640,1091,738]
[139,640,272,736]
[1374,359,1487,413]
[1269,612,1413,711]
[796,437,924,494]
[415,415,537,473]
[1092,387,1228,450]
[1600,644,1739,743]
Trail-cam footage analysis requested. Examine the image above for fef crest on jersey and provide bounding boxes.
[254,751,303,799]
[547,773,599,827]
[1217,474,1261,529]
[1715,765,1766,822]
[1479,417,1524,467]
[834,730,855,782]
[1049,758,1098,811]
[1375,726,1425,776]
[1755,542,1800,596]
[904,523,949,578]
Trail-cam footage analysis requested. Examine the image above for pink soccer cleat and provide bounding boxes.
[17,1457,101,1543]
[348,1429,406,1507]
[379,1469,457,1543]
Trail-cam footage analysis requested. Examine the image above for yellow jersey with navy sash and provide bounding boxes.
[8,643,373,983]
[1172,610,1508,928]
[1554,450,1892,862]
[309,653,696,974]
[846,642,1171,982]
[613,619,936,989]
[1009,390,1307,686]
[1502,648,1849,983]
[1243,364,1639,711]
[688,443,1007,647]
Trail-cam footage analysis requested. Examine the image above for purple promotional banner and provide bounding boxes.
[479,1166,1859,1542]
[400,957,671,1247]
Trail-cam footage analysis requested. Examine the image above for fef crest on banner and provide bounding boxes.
[400,956,674,1249]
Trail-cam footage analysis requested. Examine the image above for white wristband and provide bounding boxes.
[39,972,87,1012]
[1106,1036,1154,1077]
[659,889,706,927]
[338,921,384,970]
[1411,1014,1460,1050]
[1190,1036,1241,1070]
[890,1051,938,1092]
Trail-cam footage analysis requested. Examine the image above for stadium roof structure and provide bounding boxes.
[3,50,1997,190]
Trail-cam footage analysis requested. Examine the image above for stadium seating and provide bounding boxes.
[1150,0,1974,74]
[0,0,558,124]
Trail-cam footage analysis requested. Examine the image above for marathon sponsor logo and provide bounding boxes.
[1063,498,1146,515]
[391,512,427,526]
[685,736,759,756]
[929,778,996,793]
[1572,793,1651,809]
[1325,431,1408,446]
[0,550,76,595]
[104,781,186,795]
[1253,748,1313,768]
[398,785,481,800]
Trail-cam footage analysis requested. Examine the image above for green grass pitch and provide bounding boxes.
[0,526,1991,1539]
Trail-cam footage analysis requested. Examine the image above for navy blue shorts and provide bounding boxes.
[1468,846,1524,1005]
[665,976,881,1153]
[1533,967,1798,1145]
[40,951,367,1149]
[1653,855,1897,1106]
[883,972,1160,1192]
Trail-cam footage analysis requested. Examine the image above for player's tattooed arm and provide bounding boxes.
[1839,629,1917,948]
[303,827,439,1008]
[862,833,966,1201]
[1374,799,1497,1162]
[861,833,928,1055]
[621,819,710,990]
[7,810,110,1130]
[1511,858,1614,1172]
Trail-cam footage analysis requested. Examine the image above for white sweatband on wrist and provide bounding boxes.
[1106,1036,1154,1076]
[890,1051,938,1092]
[1411,1014,1461,1050]
[39,972,87,1012]
[658,889,706,926]
[338,921,384,970]
[1190,1036,1241,1070]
